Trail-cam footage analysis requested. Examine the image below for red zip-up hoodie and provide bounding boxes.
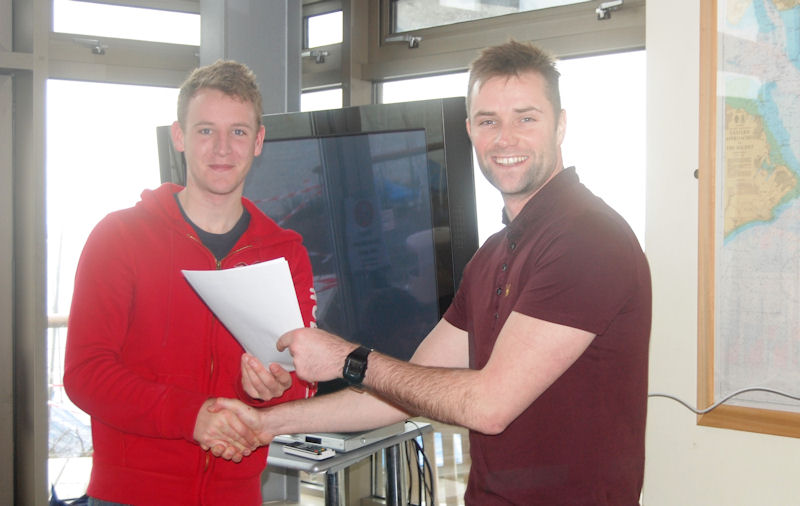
[64,183,317,506]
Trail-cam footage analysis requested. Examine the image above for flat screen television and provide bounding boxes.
[157,97,478,388]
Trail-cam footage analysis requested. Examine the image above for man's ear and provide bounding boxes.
[556,109,566,145]
[171,121,186,152]
[253,124,266,157]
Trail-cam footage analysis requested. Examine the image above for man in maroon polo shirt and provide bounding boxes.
[218,40,651,505]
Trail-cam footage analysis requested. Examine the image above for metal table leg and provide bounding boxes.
[385,444,402,506]
[324,469,345,506]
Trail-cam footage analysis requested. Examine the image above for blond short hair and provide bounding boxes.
[177,59,263,128]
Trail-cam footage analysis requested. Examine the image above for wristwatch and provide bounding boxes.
[343,345,372,386]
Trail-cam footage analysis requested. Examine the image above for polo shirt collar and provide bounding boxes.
[501,166,579,232]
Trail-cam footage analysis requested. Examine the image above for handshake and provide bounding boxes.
[193,396,273,463]
[192,327,359,462]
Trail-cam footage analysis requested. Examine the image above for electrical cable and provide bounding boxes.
[402,438,418,506]
[409,439,424,506]
[417,438,434,505]
[405,420,435,505]
[413,438,434,505]
[648,386,800,414]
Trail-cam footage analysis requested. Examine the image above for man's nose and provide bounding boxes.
[215,133,232,154]
[494,124,518,147]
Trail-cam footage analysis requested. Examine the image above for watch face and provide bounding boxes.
[344,347,370,384]
[343,360,358,376]
[344,356,365,380]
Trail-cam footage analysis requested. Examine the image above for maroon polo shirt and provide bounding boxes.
[444,167,651,505]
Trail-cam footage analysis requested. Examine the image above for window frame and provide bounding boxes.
[300,1,345,91]
[363,0,645,82]
[304,0,343,46]
[302,0,645,101]
[70,0,199,13]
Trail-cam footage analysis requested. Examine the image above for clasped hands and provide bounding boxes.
[192,355,289,462]
[193,327,357,462]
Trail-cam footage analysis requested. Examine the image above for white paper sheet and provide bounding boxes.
[182,257,304,370]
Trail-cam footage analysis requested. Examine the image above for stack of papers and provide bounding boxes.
[182,257,304,369]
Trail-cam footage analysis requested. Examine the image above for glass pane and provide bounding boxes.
[382,72,468,103]
[301,88,343,111]
[379,50,646,247]
[47,80,178,500]
[559,50,647,247]
[53,0,200,45]
[391,0,590,33]
[307,10,343,48]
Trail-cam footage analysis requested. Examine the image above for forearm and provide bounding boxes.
[364,352,503,434]
[276,321,496,432]
[264,387,408,436]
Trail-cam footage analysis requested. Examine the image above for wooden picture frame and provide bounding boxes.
[697,0,800,438]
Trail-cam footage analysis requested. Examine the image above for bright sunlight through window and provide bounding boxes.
[52,0,200,45]
[381,51,646,247]
[47,80,178,500]
[307,10,343,48]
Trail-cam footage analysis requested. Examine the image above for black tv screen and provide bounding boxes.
[158,97,478,376]
[244,129,441,360]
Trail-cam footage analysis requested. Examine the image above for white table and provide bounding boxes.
[266,421,432,505]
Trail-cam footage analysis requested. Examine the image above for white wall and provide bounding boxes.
[643,1,800,504]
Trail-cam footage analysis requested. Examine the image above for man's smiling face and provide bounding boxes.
[466,71,566,218]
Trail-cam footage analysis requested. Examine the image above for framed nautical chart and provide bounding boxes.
[698,0,800,437]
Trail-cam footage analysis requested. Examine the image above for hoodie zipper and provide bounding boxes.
[211,245,254,379]
[185,235,257,427]
[219,243,256,267]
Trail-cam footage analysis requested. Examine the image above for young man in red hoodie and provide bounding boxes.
[64,60,317,506]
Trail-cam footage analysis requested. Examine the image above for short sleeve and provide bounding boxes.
[514,211,641,335]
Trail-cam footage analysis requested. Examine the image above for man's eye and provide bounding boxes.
[199,128,211,135]
[479,119,496,127]
[233,128,246,136]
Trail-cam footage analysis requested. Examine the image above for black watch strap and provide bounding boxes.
[343,346,372,386]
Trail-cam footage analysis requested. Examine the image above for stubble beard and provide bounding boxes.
[480,152,554,202]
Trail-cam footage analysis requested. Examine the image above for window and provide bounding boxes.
[381,50,647,247]
[390,0,591,32]
[46,79,177,500]
[46,4,196,496]
[381,72,468,103]
[558,51,646,247]
[52,0,200,45]
[301,88,343,111]
[307,9,343,48]
[366,0,644,99]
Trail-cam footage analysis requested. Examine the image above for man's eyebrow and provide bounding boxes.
[472,105,544,117]
[513,105,544,114]
[190,120,254,129]
[472,109,496,118]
